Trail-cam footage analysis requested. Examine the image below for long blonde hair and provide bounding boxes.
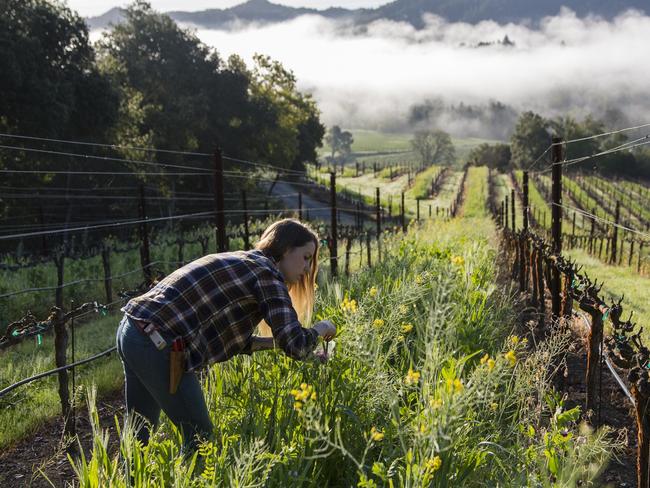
[255,218,319,336]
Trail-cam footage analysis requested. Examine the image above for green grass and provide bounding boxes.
[0,313,124,449]
[0,236,375,450]
[69,217,614,486]
[318,130,502,169]
[461,166,490,219]
[566,247,650,342]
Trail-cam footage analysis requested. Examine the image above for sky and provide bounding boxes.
[66,0,388,17]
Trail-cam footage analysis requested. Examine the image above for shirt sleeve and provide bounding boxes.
[252,267,319,360]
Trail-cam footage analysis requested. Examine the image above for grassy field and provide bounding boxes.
[566,247,650,341]
[68,171,613,486]
[0,235,382,450]
[318,129,502,168]
[0,165,621,487]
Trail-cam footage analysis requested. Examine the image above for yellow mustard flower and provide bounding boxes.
[405,368,421,385]
[480,353,489,365]
[370,426,384,442]
[401,323,414,333]
[490,402,498,411]
[369,286,378,297]
[340,294,357,313]
[487,358,496,371]
[291,383,316,410]
[451,255,465,266]
[425,456,442,473]
[453,378,463,394]
[373,318,384,329]
[504,350,517,367]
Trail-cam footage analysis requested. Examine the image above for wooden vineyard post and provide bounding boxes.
[366,232,372,268]
[242,190,251,249]
[298,192,303,221]
[610,201,620,264]
[522,171,529,230]
[639,241,645,273]
[101,244,113,304]
[401,192,406,233]
[52,307,71,433]
[589,209,596,254]
[505,197,509,230]
[345,236,353,277]
[138,185,152,286]
[511,189,516,232]
[631,382,650,488]
[376,187,382,262]
[531,244,539,307]
[550,137,563,320]
[214,148,227,253]
[330,172,338,277]
[536,243,546,327]
[54,252,65,310]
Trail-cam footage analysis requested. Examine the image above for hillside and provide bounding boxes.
[87,0,648,30]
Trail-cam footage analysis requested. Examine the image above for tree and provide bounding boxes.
[510,112,550,168]
[410,130,455,167]
[0,0,118,140]
[468,143,511,171]
[325,125,353,170]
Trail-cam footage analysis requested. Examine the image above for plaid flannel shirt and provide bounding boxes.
[121,249,319,372]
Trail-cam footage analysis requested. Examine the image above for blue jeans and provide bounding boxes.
[115,314,214,455]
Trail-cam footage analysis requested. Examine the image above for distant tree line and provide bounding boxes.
[0,0,324,232]
[468,111,650,179]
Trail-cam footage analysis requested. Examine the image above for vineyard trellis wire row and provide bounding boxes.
[507,168,650,275]
[0,133,310,177]
[490,137,650,487]
[0,219,415,447]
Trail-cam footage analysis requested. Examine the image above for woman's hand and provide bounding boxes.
[313,320,336,341]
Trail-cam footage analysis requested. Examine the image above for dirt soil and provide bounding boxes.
[0,388,125,488]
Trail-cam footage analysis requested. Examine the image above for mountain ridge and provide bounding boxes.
[86,0,648,31]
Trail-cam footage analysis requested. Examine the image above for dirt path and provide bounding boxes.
[0,388,125,488]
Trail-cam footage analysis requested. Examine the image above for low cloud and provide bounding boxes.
[184,8,650,138]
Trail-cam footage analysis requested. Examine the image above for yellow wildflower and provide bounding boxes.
[504,350,517,367]
[480,353,489,365]
[453,378,463,394]
[291,383,316,409]
[451,255,464,266]
[510,335,520,345]
[487,358,496,371]
[373,319,384,329]
[415,274,423,285]
[405,368,421,385]
[490,402,498,411]
[370,426,384,442]
[425,456,442,473]
[340,294,357,313]
[369,286,378,297]
[401,323,414,333]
